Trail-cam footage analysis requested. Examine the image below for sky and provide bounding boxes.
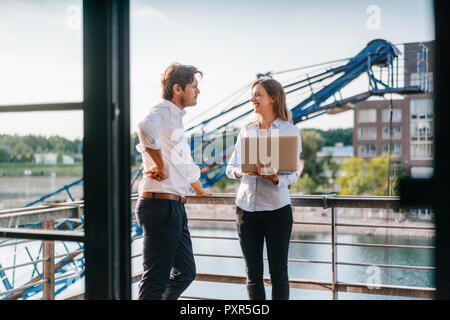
[0,0,435,140]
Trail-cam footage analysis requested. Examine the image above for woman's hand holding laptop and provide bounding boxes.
[237,163,279,184]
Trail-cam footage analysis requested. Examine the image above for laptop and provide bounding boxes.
[240,136,298,174]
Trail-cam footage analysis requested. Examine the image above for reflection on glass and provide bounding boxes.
[0,111,84,299]
[127,0,436,300]
[0,239,84,300]
[0,0,83,106]
[0,111,83,210]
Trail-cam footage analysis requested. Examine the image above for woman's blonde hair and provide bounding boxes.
[251,77,292,123]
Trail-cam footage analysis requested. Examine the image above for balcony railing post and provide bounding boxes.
[331,206,338,300]
[42,220,55,300]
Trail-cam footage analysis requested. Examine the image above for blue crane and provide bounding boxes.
[189,39,429,186]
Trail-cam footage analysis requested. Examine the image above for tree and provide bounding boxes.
[291,173,317,194]
[368,156,390,195]
[336,157,371,195]
[300,130,325,186]
[336,155,395,195]
[11,141,33,162]
[303,128,353,146]
[392,171,410,196]
[0,148,12,163]
[57,153,63,164]
[321,154,341,190]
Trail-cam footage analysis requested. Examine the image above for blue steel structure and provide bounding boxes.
[0,39,429,299]
[191,39,429,187]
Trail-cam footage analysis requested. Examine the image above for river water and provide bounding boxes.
[0,177,435,300]
[137,229,434,300]
[0,228,434,300]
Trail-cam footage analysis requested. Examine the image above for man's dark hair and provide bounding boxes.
[161,63,203,100]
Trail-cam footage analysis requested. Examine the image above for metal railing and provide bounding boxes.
[0,194,435,300]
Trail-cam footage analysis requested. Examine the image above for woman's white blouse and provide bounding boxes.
[226,118,302,212]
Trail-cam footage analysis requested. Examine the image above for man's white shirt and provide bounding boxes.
[136,100,200,197]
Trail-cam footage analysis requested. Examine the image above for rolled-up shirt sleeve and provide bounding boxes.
[277,171,299,188]
[185,153,201,184]
[137,110,163,150]
[226,129,243,179]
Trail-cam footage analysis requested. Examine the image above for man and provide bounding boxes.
[135,63,212,300]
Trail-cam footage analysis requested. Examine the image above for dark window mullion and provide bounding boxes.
[82,0,131,300]
[115,0,131,300]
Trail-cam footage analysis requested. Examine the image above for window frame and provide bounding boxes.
[357,108,377,123]
[357,126,377,140]
[0,0,131,300]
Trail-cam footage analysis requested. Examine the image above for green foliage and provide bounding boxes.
[0,163,82,177]
[302,128,352,147]
[392,171,411,196]
[290,173,317,194]
[212,175,236,193]
[336,157,367,195]
[0,148,12,163]
[299,129,325,189]
[0,134,82,163]
[336,155,396,196]
[320,153,341,190]
[11,141,34,162]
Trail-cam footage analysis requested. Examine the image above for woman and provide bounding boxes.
[226,77,302,300]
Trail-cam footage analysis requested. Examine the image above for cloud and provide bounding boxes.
[135,6,167,20]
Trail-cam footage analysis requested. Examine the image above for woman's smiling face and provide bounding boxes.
[251,84,274,116]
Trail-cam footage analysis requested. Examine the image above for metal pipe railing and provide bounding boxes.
[0,194,435,300]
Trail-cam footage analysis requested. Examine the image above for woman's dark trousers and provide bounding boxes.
[236,204,293,300]
[135,198,196,300]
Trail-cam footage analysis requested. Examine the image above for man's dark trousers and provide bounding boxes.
[135,197,196,300]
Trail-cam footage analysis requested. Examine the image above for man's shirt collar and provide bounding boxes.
[163,99,186,118]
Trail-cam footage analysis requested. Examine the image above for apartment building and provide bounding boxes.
[353,41,434,178]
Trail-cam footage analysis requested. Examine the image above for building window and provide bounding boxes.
[411,121,433,140]
[411,99,433,120]
[410,71,433,93]
[357,109,376,123]
[411,143,433,160]
[382,143,402,156]
[358,143,376,157]
[410,99,434,160]
[392,162,403,176]
[382,126,402,139]
[357,127,377,140]
[381,108,402,122]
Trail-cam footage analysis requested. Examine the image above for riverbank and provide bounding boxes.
[0,163,83,177]
[0,176,83,209]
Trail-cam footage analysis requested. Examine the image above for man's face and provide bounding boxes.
[180,77,200,107]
